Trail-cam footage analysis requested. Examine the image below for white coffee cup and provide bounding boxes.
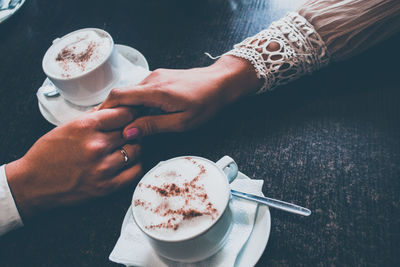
[131,155,239,263]
[42,28,119,106]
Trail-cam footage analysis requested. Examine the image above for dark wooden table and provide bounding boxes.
[1,0,399,266]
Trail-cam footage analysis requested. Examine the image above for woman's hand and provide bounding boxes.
[5,108,142,219]
[98,55,262,139]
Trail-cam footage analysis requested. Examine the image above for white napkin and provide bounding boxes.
[36,53,150,125]
[109,173,264,267]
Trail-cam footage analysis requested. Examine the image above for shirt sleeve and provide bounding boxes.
[225,0,400,93]
[298,0,400,61]
[0,164,23,236]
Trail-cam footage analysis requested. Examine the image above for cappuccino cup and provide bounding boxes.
[42,28,119,106]
[132,156,238,263]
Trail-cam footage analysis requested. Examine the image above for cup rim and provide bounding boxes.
[131,155,231,243]
[42,28,114,81]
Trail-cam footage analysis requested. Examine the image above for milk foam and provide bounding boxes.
[44,30,112,78]
[133,157,230,241]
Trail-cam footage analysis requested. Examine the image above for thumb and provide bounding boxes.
[122,113,188,139]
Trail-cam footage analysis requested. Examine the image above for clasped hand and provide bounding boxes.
[6,107,142,218]
[6,56,260,219]
[98,55,261,139]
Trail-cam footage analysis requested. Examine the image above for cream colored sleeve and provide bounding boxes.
[298,0,400,61]
[226,0,400,93]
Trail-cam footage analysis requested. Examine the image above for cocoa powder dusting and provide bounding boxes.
[137,158,220,231]
[134,199,151,210]
[146,183,189,198]
[56,41,99,73]
[155,170,181,178]
[182,209,203,220]
[145,222,179,231]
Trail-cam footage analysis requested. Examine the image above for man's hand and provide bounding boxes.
[5,108,142,219]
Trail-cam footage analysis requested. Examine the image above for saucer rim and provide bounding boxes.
[38,44,149,126]
[38,102,61,126]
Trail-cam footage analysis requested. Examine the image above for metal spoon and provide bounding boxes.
[0,0,11,10]
[42,86,60,97]
[0,0,20,11]
[231,189,311,216]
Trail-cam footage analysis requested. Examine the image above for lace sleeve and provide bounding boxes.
[225,12,330,94]
[226,0,400,94]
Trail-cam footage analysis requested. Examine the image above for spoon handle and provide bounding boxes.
[231,189,311,216]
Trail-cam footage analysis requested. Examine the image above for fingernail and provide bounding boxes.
[125,128,140,140]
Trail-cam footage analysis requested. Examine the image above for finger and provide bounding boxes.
[105,143,142,170]
[136,71,158,86]
[136,68,175,86]
[110,163,143,191]
[123,113,187,140]
[92,107,137,131]
[102,130,125,151]
[98,84,169,110]
[89,104,101,113]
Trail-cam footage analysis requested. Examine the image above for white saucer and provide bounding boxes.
[0,0,26,24]
[38,44,149,126]
[121,172,271,267]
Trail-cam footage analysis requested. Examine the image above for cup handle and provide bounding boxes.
[216,156,238,183]
[52,38,61,44]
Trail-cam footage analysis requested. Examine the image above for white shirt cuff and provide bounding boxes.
[0,164,23,235]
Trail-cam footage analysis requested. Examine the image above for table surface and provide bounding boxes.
[1,0,399,266]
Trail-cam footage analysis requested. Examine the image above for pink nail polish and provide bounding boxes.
[125,128,140,140]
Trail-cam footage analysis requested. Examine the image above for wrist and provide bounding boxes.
[5,158,37,219]
[209,55,263,104]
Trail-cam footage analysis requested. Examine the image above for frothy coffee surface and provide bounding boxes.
[45,30,111,78]
[133,157,229,241]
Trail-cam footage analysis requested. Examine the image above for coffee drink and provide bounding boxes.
[42,28,119,106]
[44,29,112,79]
[132,155,238,262]
[132,157,230,241]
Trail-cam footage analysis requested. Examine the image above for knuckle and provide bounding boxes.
[141,119,158,136]
[86,140,107,157]
[121,107,134,122]
[150,81,170,92]
[76,116,99,130]
[157,85,173,97]
[152,68,165,76]
[108,88,122,102]
[96,163,113,177]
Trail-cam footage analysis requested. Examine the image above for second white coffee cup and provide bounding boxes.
[42,28,120,106]
[131,155,239,263]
